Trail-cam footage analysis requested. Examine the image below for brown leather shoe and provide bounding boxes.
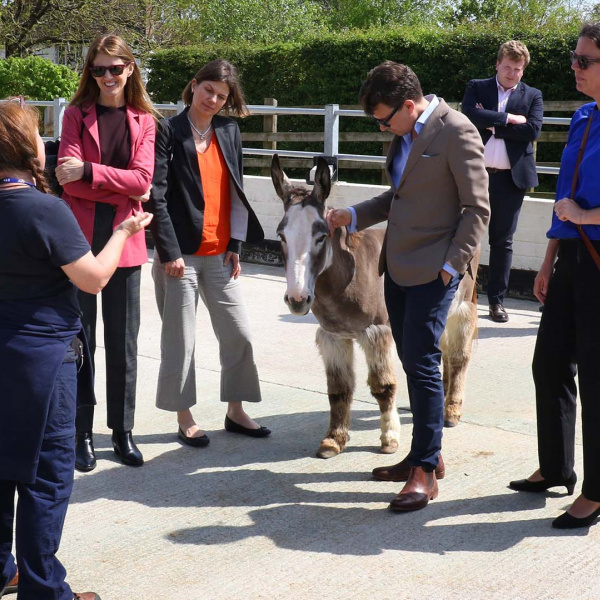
[489,303,509,323]
[372,453,445,482]
[1,570,18,596]
[389,466,438,512]
[73,593,101,600]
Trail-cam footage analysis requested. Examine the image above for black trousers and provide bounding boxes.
[532,239,600,501]
[487,171,526,305]
[75,203,141,434]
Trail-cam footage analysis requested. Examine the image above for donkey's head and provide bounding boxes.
[271,155,332,316]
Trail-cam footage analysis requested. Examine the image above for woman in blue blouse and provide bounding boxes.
[509,23,600,529]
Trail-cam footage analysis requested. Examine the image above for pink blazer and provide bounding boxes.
[59,103,156,267]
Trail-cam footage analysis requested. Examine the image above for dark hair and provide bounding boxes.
[580,22,600,49]
[0,102,49,194]
[497,40,530,68]
[70,34,158,118]
[359,61,423,115]
[182,59,248,117]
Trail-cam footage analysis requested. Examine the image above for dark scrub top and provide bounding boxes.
[0,186,90,482]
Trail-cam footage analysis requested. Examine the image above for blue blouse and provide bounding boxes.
[547,103,600,240]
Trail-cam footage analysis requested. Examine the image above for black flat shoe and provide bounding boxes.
[224,415,271,438]
[552,506,600,529]
[509,472,576,495]
[178,427,210,447]
[112,431,144,466]
[75,432,97,473]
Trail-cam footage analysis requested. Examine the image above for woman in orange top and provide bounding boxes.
[149,60,269,446]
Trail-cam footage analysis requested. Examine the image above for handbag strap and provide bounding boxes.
[569,115,600,270]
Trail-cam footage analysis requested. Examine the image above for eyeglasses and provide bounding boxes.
[89,63,131,78]
[570,51,600,70]
[1,96,26,108]
[371,103,403,128]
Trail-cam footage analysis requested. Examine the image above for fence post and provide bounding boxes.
[262,98,278,176]
[382,140,390,185]
[54,97,66,139]
[324,104,339,159]
[176,100,185,114]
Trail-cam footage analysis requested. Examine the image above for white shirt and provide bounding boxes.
[484,77,517,170]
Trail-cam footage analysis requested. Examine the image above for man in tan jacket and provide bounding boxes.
[328,62,489,512]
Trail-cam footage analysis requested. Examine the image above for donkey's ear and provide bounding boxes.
[271,155,294,202]
[313,157,331,205]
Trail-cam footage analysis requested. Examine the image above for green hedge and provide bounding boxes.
[147,25,582,105]
[0,56,79,100]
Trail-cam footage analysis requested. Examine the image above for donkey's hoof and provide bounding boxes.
[317,440,342,459]
[444,418,459,428]
[380,440,399,454]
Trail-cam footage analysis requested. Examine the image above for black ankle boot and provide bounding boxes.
[75,432,97,472]
[111,431,143,467]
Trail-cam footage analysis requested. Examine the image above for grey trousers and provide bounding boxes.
[152,253,262,412]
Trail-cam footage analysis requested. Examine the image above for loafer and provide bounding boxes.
[75,432,97,473]
[178,427,210,447]
[112,431,144,466]
[224,415,271,438]
[1,570,18,596]
[489,303,509,323]
[389,466,438,512]
[73,593,101,600]
[373,453,445,482]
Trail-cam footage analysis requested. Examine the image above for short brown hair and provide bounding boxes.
[580,22,600,50]
[359,61,423,116]
[0,101,49,193]
[497,40,530,68]
[182,60,248,118]
[71,34,158,119]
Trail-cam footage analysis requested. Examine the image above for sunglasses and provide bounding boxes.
[371,103,403,128]
[89,63,131,78]
[570,51,600,70]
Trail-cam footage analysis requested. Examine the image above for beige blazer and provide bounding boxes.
[354,99,490,287]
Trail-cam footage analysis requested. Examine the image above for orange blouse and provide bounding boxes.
[194,136,231,256]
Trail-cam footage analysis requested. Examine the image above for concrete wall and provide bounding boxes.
[244,175,555,273]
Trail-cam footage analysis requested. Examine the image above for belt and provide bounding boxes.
[486,167,510,173]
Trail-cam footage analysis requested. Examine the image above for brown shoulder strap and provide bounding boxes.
[569,115,600,270]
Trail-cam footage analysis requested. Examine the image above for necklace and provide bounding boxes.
[0,177,35,187]
[188,117,212,140]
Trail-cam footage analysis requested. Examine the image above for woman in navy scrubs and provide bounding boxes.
[0,100,152,599]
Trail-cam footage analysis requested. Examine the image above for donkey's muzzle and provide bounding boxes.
[284,293,312,316]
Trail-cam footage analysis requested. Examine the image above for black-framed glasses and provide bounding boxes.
[570,51,600,70]
[371,103,403,128]
[89,63,131,78]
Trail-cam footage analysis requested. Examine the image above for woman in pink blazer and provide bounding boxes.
[57,34,157,471]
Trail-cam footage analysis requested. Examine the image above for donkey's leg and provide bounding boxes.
[315,328,355,459]
[357,325,400,454]
[441,300,477,427]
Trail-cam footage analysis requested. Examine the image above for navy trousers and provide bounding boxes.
[384,271,459,471]
[487,171,526,306]
[76,203,141,433]
[0,349,77,600]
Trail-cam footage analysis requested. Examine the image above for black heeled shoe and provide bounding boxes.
[508,472,577,495]
[552,505,600,529]
[75,432,97,472]
[111,431,144,467]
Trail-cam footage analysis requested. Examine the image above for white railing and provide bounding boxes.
[33,99,568,176]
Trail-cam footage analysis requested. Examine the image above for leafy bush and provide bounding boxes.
[0,56,79,100]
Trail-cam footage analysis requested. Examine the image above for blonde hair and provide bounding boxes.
[71,34,159,119]
[0,102,49,193]
[497,40,531,68]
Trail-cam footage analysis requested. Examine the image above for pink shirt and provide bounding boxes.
[484,78,517,170]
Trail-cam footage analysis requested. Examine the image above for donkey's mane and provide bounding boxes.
[345,230,365,250]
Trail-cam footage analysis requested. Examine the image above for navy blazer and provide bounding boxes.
[148,109,264,263]
[461,77,543,190]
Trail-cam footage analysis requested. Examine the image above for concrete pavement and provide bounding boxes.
[56,256,595,600]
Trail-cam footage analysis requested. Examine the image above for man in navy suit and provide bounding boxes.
[462,40,543,322]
